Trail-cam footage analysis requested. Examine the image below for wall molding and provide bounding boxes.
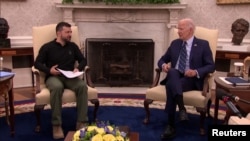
[9,36,32,48]
[218,38,250,45]
[8,36,250,50]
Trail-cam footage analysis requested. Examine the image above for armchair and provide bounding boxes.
[143,26,218,135]
[32,24,99,132]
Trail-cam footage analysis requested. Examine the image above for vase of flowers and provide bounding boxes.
[73,121,130,141]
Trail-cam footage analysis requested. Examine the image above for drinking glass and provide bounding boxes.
[234,62,243,77]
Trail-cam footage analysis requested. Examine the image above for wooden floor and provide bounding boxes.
[13,87,35,102]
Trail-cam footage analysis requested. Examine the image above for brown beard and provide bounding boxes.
[62,36,71,42]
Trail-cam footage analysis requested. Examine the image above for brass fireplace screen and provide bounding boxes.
[85,38,154,87]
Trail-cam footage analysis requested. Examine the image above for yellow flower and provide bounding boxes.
[91,134,103,141]
[72,130,80,141]
[103,134,116,141]
[116,130,121,136]
[116,135,125,141]
[87,126,97,132]
[107,126,114,131]
[95,127,105,134]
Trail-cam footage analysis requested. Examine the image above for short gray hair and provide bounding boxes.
[181,18,196,32]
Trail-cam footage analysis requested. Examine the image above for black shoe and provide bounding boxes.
[179,110,189,121]
[161,125,176,139]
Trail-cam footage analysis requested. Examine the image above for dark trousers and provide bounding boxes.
[46,76,88,125]
[164,68,197,126]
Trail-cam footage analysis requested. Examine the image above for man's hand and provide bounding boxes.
[50,65,60,75]
[162,63,170,72]
[184,69,197,77]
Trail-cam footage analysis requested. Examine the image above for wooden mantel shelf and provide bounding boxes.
[55,3,187,10]
[55,3,187,28]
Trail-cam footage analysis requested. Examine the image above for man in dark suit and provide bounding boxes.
[158,18,215,139]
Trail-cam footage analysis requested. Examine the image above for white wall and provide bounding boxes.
[0,0,249,40]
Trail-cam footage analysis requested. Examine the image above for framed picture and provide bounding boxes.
[216,0,250,4]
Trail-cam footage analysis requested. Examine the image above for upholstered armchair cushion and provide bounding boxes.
[145,85,166,101]
[35,85,98,105]
[145,85,210,108]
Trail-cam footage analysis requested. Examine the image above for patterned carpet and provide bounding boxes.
[0,98,226,120]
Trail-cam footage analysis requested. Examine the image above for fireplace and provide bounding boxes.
[86,38,154,86]
[55,3,187,86]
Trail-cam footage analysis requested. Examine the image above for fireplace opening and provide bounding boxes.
[85,38,154,87]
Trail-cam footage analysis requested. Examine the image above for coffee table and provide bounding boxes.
[64,126,139,141]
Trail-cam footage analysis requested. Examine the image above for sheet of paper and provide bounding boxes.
[57,68,84,78]
[219,77,233,85]
[0,71,15,78]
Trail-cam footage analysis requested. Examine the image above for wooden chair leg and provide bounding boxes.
[143,99,153,124]
[223,109,232,124]
[34,104,45,133]
[206,99,212,118]
[4,93,10,125]
[90,99,99,121]
[199,111,206,135]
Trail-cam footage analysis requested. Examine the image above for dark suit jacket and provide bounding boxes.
[158,37,215,90]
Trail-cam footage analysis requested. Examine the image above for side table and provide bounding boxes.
[0,47,34,87]
[0,70,15,136]
[214,75,250,124]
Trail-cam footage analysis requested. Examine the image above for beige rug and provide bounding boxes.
[0,98,226,120]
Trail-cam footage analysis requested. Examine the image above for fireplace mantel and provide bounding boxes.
[55,2,187,80]
[55,3,187,28]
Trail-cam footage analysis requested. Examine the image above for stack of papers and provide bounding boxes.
[0,71,15,78]
[57,68,84,78]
